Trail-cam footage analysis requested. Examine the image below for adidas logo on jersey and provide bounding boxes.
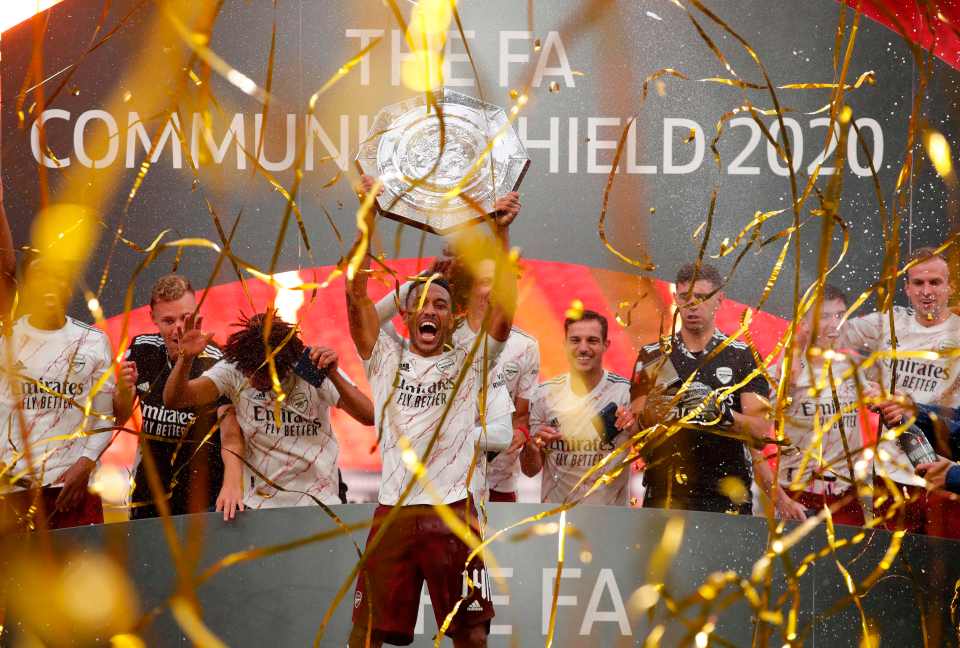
[467,600,483,612]
[252,391,268,400]
[137,381,150,393]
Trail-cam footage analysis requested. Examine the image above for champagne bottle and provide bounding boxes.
[897,425,938,467]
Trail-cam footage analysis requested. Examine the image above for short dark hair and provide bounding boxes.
[907,246,948,267]
[675,262,723,290]
[222,309,304,382]
[150,274,194,308]
[404,277,452,309]
[564,309,608,341]
[822,283,848,307]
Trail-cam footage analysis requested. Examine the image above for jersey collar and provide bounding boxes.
[673,329,725,360]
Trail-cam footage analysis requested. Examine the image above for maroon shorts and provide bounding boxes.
[0,486,103,531]
[789,489,866,526]
[352,500,494,646]
[488,490,517,503]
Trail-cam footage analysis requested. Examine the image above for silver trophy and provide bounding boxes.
[355,88,530,236]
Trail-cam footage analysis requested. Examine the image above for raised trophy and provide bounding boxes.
[355,88,530,236]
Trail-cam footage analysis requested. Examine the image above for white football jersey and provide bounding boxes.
[1,316,115,488]
[529,371,633,506]
[452,322,540,494]
[777,356,867,495]
[841,306,960,484]
[365,330,514,506]
[203,360,345,508]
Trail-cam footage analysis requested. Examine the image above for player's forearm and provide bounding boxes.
[751,449,776,492]
[113,389,135,426]
[731,411,769,442]
[345,253,380,358]
[163,356,196,409]
[512,398,530,430]
[331,371,375,426]
[489,256,517,343]
[346,291,379,359]
[219,410,245,489]
[81,391,116,461]
[495,219,513,250]
[374,281,413,325]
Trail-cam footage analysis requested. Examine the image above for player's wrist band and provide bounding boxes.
[518,425,530,442]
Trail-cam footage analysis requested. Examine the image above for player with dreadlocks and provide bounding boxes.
[164,309,373,515]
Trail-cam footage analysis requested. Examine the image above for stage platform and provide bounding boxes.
[3,504,959,646]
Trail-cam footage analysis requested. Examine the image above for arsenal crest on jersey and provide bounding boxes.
[715,366,733,384]
[68,353,88,374]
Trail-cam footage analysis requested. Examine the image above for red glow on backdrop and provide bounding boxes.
[846,0,960,71]
[98,259,789,473]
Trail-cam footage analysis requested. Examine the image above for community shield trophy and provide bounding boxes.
[355,88,530,236]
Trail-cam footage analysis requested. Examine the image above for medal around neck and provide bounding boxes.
[356,88,530,235]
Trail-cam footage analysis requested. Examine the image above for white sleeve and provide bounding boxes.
[839,312,883,354]
[201,360,245,403]
[488,368,515,419]
[467,332,506,369]
[516,340,541,401]
[81,390,116,461]
[362,330,402,378]
[81,334,117,461]
[617,382,632,408]
[374,281,413,323]
[528,385,547,430]
[374,281,414,343]
[476,412,514,452]
[320,367,354,405]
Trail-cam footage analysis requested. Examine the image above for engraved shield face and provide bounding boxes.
[356,88,530,235]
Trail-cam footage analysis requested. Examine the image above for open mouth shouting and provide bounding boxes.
[417,319,440,344]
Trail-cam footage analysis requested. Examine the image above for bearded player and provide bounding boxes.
[346,179,519,647]
[520,310,636,505]
[375,249,540,503]
[840,246,960,536]
[776,285,870,524]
